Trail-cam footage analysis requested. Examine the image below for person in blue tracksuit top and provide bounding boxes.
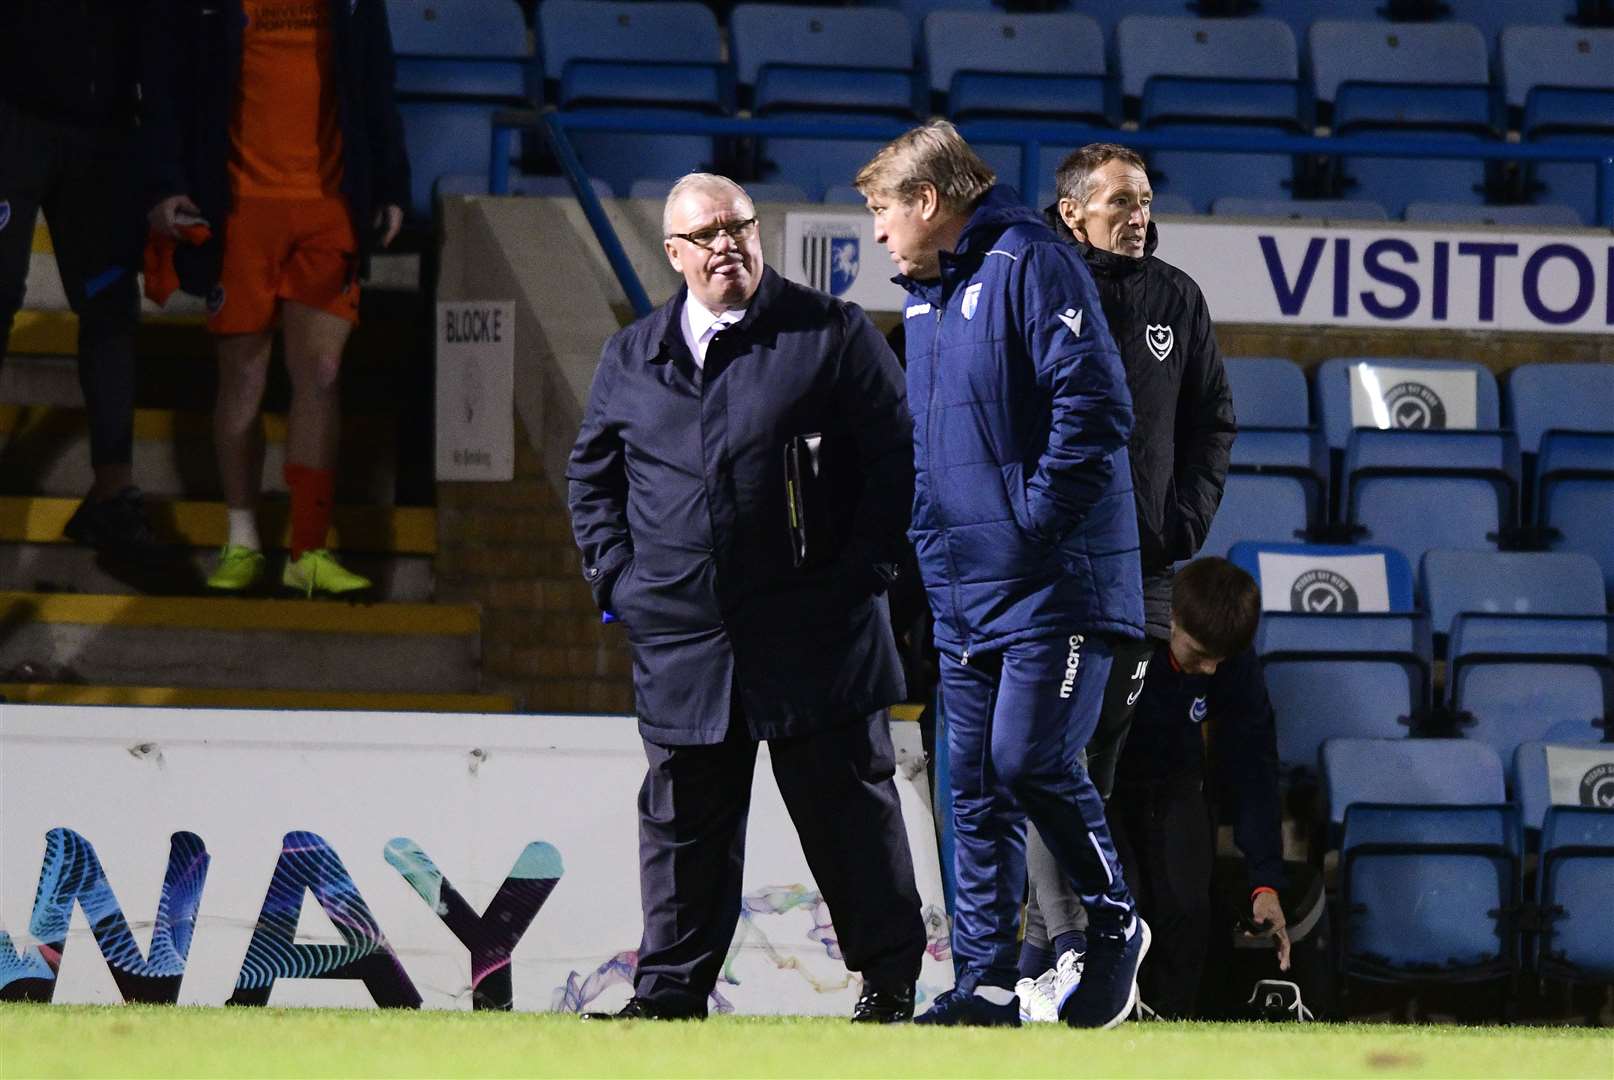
[855,121,1149,1028]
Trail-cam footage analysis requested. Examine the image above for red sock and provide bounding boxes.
[284,462,335,559]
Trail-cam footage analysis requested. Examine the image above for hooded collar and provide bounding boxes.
[894,185,1045,301]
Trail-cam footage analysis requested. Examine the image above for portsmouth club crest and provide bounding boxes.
[1145,323,1174,362]
[962,282,983,320]
[801,222,859,298]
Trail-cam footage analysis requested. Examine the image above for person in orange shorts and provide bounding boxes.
[141,0,409,595]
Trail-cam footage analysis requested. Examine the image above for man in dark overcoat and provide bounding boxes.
[566,173,927,1023]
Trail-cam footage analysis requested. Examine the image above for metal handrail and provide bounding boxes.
[488,108,1614,318]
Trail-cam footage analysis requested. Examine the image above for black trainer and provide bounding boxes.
[851,982,915,1023]
[580,995,706,1021]
[1060,917,1150,1029]
[61,486,164,559]
[912,986,1021,1027]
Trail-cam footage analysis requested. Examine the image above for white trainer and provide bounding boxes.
[1015,968,1059,1023]
[1053,948,1086,1014]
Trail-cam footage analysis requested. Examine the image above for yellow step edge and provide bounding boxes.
[2,683,514,713]
[0,496,436,555]
[889,704,926,723]
[1,591,479,636]
[0,405,291,443]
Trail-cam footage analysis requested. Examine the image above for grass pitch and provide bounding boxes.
[2,1005,1609,1079]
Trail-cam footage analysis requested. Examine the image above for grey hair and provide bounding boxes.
[662,173,755,235]
[854,120,995,211]
[1055,143,1148,206]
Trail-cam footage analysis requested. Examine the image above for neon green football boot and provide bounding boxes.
[282,548,372,597]
[206,544,266,591]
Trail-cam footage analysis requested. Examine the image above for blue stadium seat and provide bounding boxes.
[1117,16,1302,212]
[1402,201,1585,226]
[1422,550,1606,641]
[627,178,809,203]
[1196,472,1311,559]
[1507,363,1614,458]
[539,0,728,196]
[822,185,867,206]
[1149,193,1194,215]
[1260,613,1433,774]
[1342,428,1519,572]
[1211,197,1389,220]
[1230,541,1414,613]
[1315,358,1503,453]
[1223,356,1323,477]
[1447,612,1612,770]
[387,0,533,217]
[1310,20,1497,216]
[1508,364,1614,586]
[1444,1,1584,58]
[923,12,1108,123]
[732,5,918,199]
[1512,741,1614,838]
[1500,26,1614,226]
[1338,801,1521,986]
[434,172,614,201]
[1259,0,1400,50]
[1537,805,1614,981]
[1322,736,1506,830]
[872,0,996,35]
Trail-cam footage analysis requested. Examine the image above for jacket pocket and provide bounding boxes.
[1001,462,1050,545]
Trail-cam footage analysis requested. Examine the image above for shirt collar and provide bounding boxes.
[684,293,747,342]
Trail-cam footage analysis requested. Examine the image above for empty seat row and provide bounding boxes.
[1241,546,1609,776]
[386,1,1614,216]
[1322,736,1614,990]
[1200,359,1614,595]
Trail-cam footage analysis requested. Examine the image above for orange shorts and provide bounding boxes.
[207,195,359,335]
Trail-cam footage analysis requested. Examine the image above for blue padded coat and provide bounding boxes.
[895,186,1144,659]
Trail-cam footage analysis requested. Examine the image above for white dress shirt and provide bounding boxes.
[680,293,747,369]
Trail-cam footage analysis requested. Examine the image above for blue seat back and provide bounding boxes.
[924,11,1104,91]
[1117,16,1298,102]
[731,5,915,100]
[1539,805,1614,978]
[1422,551,1606,637]
[1316,358,1502,451]
[1211,197,1388,220]
[1323,737,1505,827]
[1341,803,1519,977]
[1507,363,1614,457]
[1196,472,1310,558]
[539,0,723,109]
[1403,201,1584,226]
[1500,26,1614,112]
[1310,20,1490,105]
[1231,541,1413,613]
[389,0,529,60]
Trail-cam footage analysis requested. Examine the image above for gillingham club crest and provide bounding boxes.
[801,223,859,298]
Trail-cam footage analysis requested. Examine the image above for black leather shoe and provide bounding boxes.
[581,995,705,1021]
[851,982,915,1023]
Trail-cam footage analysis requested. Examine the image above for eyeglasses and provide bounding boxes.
[666,217,757,250]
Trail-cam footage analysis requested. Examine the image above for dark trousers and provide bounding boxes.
[0,99,140,467]
[1108,774,1214,1019]
[633,712,926,1013]
[1024,635,1157,948]
[940,632,1134,990]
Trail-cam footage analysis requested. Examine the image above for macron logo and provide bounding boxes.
[1057,308,1083,337]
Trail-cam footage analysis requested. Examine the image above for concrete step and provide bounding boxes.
[0,591,483,694]
[0,404,398,503]
[0,543,434,601]
[0,495,436,554]
[1,682,511,713]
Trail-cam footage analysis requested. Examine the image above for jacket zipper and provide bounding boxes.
[928,304,971,665]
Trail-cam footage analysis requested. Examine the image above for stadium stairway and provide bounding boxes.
[0,229,508,713]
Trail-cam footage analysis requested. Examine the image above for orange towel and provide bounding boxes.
[142,222,212,305]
